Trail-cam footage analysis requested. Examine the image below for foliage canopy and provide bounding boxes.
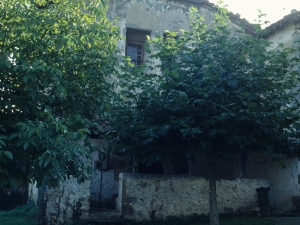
[114,7,300,165]
[0,0,119,187]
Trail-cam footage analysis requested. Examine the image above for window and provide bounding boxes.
[126,28,151,66]
[126,43,143,66]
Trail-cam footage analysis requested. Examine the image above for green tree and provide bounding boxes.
[0,0,119,188]
[113,7,300,225]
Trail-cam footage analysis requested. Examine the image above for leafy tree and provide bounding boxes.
[113,7,300,225]
[0,0,119,188]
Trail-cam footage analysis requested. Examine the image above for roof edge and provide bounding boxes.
[263,10,300,38]
[172,0,255,33]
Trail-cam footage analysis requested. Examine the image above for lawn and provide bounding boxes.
[0,204,278,225]
[121,214,277,225]
[0,203,37,225]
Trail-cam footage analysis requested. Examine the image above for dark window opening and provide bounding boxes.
[126,28,151,66]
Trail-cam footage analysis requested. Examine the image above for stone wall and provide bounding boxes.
[29,178,91,224]
[45,178,91,224]
[118,173,269,220]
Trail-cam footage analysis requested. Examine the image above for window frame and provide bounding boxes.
[125,41,145,66]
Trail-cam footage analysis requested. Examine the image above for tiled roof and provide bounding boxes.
[264,10,300,37]
[175,0,255,33]
[178,1,300,37]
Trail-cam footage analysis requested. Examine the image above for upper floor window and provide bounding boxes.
[126,43,143,66]
[126,28,151,66]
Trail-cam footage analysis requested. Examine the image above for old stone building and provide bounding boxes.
[28,1,300,224]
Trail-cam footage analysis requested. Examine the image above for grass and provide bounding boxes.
[0,206,278,225]
[121,214,277,225]
[220,217,277,225]
[0,203,37,225]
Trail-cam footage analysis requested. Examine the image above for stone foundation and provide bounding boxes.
[29,178,91,224]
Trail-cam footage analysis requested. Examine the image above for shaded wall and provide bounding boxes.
[248,153,299,213]
[90,150,130,209]
[262,18,300,212]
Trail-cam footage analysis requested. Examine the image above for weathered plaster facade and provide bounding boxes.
[108,0,215,33]
[248,154,299,213]
[107,0,249,60]
[118,173,268,220]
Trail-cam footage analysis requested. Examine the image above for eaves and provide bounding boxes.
[263,11,300,38]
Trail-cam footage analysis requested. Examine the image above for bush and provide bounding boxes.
[0,186,28,210]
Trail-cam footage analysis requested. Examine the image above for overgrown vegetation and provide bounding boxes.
[0,186,28,210]
[0,0,119,188]
[0,203,37,225]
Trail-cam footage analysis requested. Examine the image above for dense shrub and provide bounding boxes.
[0,186,28,210]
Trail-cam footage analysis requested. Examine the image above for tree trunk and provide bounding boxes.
[241,152,248,178]
[189,155,196,176]
[161,158,173,175]
[132,157,138,173]
[208,154,219,225]
[37,184,47,225]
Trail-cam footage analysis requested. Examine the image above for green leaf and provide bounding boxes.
[9,133,18,140]
[44,158,51,168]
[10,180,18,188]
[45,105,52,113]
[4,60,11,68]
[28,130,35,139]
[3,151,13,160]
[23,75,30,83]
[0,140,6,147]
[24,142,29,150]
[39,159,44,168]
